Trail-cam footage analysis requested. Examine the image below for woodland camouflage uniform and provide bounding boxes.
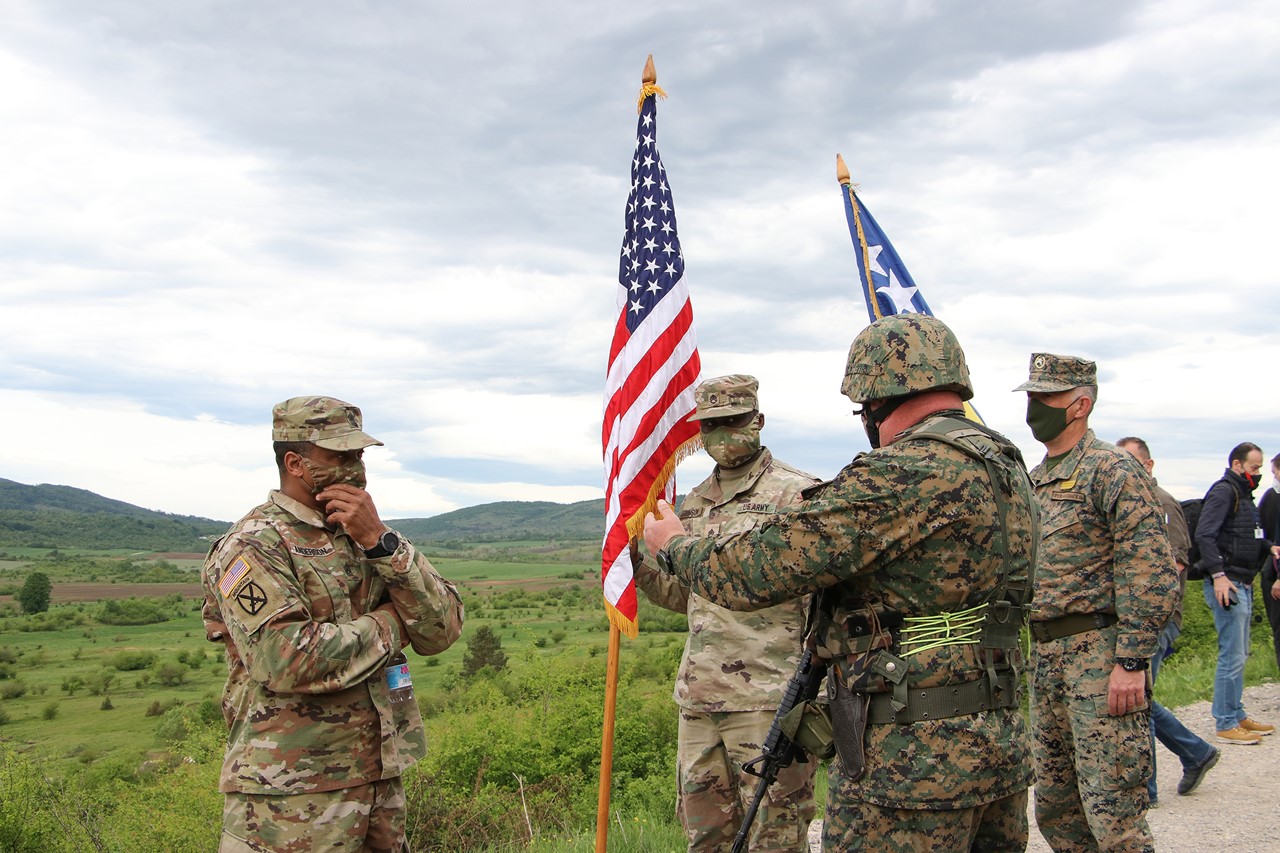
[657,318,1038,853]
[1016,354,1177,853]
[636,374,819,851]
[202,396,464,853]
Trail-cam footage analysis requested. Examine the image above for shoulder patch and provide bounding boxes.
[218,555,255,598]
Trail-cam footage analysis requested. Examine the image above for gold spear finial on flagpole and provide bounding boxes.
[637,54,666,113]
[836,153,851,186]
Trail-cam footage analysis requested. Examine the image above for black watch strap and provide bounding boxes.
[1116,656,1149,672]
[363,530,400,559]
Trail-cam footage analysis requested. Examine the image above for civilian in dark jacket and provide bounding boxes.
[1194,442,1280,743]
[1258,453,1280,671]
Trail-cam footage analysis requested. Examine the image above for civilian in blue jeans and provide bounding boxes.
[1193,442,1280,745]
[1117,437,1219,803]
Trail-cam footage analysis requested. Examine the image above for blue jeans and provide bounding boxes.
[1203,578,1253,731]
[1147,621,1214,800]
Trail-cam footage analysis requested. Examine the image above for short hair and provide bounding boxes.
[1228,442,1261,465]
[273,440,315,472]
[1115,436,1150,462]
[1075,385,1098,403]
[1273,452,1280,469]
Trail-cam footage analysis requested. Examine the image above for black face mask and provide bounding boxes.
[858,397,909,449]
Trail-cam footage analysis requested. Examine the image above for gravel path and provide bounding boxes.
[808,682,1280,852]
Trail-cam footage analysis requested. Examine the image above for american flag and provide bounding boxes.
[839,165,934,323]
[601,76,701,638]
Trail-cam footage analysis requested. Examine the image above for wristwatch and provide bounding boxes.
[1116,657,1149,672]
[362,529,400,560]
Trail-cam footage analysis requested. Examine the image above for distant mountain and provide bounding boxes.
[0,477,609,551]
[0,478,229,551]
[391,499,604,543]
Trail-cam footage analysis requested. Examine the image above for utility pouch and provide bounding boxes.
[779,700,836,761]
[828,676,870,781]
[980,600,1025,649]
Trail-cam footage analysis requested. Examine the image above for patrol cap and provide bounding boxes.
[1012,353,1097,393]
[687,374,759,422]
[271,396,384,450]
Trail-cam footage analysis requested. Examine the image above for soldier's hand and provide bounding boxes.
[1107,666,1146,716]
[1271,578,1280,601]
[643,499,688,554]
[316,483,384,547]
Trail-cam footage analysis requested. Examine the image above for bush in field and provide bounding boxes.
[60,676,84,695]
[0,682,26,700]
[97,598,171,626]
[41,702,59,721]
[17,572,52,614]
[84,668,116,696]
[154,661,187,687]
[110,650,157,671]
[0,647,17,665]
[462,625,508,676]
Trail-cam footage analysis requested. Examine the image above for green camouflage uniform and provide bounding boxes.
[635,446,819,852]
[1027,430,1176,853]
[202,396,464,853]
[661,412,1038,853]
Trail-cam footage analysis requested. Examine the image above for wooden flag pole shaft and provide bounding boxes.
[595,621,622,852]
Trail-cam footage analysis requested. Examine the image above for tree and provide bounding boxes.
[17,572,52,614]
[462,625,508,676]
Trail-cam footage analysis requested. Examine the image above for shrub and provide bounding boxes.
[41,702,59,721]
[100,698,114,711]
[110,650,157,671]
[0,682,26,700]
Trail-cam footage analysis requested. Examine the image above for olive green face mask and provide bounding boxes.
[301,456,368,494]
[702,421,761,468]
[1025,397,1071,443]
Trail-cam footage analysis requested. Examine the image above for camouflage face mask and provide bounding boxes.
[301,456,367,495]
[703,421,761,468]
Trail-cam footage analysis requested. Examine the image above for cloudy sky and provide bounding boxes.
[2,0,1277,522]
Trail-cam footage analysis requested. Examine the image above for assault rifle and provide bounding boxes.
[730,645,828,853]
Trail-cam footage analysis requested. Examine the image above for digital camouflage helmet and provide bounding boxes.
[841,314,974,404]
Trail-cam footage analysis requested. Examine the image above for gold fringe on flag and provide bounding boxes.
[602,432,702,639]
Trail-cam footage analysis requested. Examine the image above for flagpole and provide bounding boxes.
[595,620,622,853]
[596,54,661,853]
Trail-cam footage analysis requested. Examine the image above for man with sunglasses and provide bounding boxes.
[634,374,820,853]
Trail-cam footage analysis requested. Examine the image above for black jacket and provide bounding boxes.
[1195,468,1270,583]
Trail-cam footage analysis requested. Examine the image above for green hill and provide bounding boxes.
[391,499,604,543]
[0,477,609,551]
[0,478,228,551]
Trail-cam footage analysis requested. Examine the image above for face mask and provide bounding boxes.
[703,421,761,468]
[301,455,367,495]
[859,397,909,449]
[1025,397,1072,443]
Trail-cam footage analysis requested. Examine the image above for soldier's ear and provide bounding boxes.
[756,412,766,430]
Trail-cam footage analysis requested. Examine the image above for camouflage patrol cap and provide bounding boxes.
[271,396,383,450]
[841,315,974,404]
[1012,353,1097,393]
[687,374,759,421]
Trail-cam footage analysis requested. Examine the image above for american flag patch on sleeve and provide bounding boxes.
[219,556,252,598]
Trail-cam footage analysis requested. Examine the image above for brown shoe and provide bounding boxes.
[1217,726,1262,745]
[1239,718,1274,736]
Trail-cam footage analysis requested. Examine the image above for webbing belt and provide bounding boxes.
[1028,612,1117,643]
[867,670,1020,725]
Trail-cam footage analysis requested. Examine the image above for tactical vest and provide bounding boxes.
[1206,477,1265,575]
[814,416,1038,724]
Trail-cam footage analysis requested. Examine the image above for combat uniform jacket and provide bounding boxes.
[635,447,818,711]
[201,490,464,795]
[663,413,1037,810]
[1029,430,1177,660]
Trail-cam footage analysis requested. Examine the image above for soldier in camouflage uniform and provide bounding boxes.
[634,374,819,852]
[1014,355,1177,853]
[202,396,464,853]
[645,316,1038,852]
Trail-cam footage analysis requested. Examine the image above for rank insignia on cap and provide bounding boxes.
[219,556,253,598]
[1034,355,1047,369]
